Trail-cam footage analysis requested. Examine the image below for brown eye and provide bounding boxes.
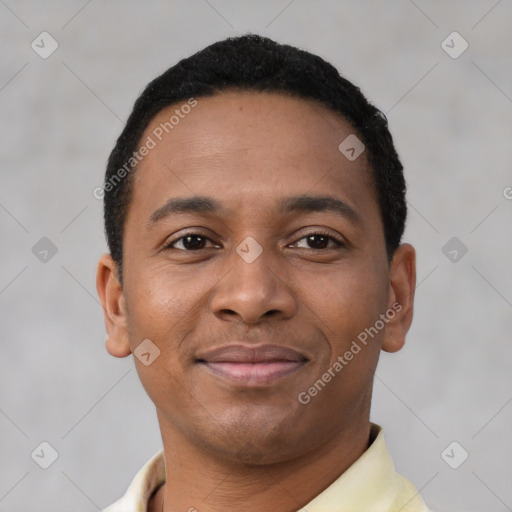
[166,234,217,251]
[293,232,345,250]
[306,234,329,249]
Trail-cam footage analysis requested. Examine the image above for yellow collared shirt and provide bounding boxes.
[103,424,431,512]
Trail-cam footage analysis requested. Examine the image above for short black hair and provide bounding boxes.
[103,33,406,285]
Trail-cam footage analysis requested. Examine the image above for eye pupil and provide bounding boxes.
[307,234,329,249]
[183,235,206,250]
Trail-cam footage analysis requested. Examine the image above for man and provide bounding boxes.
[96,34,430,511]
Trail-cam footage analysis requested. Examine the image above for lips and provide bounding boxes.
[196,344,309,386]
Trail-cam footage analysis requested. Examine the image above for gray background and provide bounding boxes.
[1,1,511,511]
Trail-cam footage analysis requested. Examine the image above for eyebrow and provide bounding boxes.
[279,195,361,226]
[148,196,222,228]
[147,194,361,229]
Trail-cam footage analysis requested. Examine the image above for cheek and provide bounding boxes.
[125,263,203,339]
[293,258,389,349]
[123,267,202,409]
[121,275,199,405]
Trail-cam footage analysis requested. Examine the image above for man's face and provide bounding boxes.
[98,91,414,464]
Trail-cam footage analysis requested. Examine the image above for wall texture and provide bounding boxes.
[0,1,511,511]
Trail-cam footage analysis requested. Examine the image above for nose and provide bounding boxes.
[209,242,297,325]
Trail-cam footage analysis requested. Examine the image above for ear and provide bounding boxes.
[96,253,132,358]
[381,243,416,353]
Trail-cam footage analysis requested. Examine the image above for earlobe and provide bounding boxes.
[381,243,416,354]
[96,254,132,358]
[105,334,132,357]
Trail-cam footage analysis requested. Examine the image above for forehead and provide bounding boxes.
[142,90,362,163]
[127,90,377,224]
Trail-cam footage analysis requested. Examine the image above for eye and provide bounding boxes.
[164,233,219,251]
[163,230,345,252]
[291,231,345,250]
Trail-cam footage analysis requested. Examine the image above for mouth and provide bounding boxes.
[196,344,309,387]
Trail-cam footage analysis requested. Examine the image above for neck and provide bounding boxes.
[152,416,371,512]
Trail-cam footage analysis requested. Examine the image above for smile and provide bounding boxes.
[196,344,309,387]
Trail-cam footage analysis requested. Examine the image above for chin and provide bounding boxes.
[199,409,308,465]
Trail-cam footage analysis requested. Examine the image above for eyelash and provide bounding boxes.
[163,230,346,251]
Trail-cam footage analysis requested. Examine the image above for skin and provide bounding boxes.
[96,90,416,512]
